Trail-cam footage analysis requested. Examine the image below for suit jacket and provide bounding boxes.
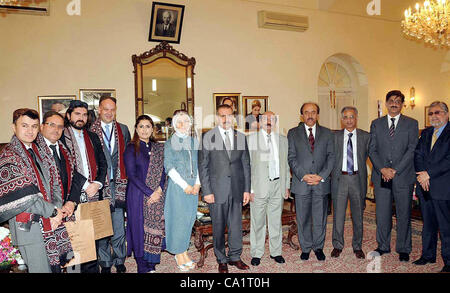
[331,129,370,200]
[155,23,176,37]
[247,131,290,199]
[369,114,419,187]
[288,123,335,196]
[414,123,450,201]
[198,127,251,204]
[60,129,107,201]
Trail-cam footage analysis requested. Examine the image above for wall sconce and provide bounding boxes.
[410,86,415,109]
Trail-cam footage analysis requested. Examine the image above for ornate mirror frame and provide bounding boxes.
[132,41,196,119]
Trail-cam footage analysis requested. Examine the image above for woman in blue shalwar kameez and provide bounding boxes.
[164,110,200,271]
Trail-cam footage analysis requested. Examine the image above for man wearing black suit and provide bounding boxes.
[40,111,78,217]
[331,106,370,259]
[198,104,251,273]
[60,100,107,273]
[369,90,419,262]
[413,101,450,273]
[155,10,176,37]
[288,102,335,261]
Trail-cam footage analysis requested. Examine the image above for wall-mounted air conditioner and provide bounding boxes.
[258,10,309,32]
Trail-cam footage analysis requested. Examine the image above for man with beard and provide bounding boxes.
[0,109,73,273]
[369,90,418,262]
[90,96,130,274]
[60,100,107,273]
[287,102,335,262]
[413,101,450,273]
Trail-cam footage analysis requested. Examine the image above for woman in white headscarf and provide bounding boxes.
[163,110,200,271]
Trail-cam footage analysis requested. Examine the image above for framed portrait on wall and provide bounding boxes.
[213,93,241,127]
[79,89,116,117]
[424,106,431,128]
[242,96,268,131]
[37,95,76,123]
[148,2,185,44]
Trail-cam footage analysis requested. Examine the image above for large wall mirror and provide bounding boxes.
[132,41,196,140]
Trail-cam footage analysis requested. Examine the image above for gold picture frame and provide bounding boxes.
[37,95,76,123]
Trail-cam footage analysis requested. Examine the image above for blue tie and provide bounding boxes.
[347,133,354,174]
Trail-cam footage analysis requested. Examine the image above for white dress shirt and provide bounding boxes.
[43,137,61,159]
[387,114,401,129]
[101,121,115,154]
[218,126,234,149]
[304,123,317,139]
[342,129,358,172]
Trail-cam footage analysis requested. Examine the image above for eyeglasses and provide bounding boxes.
[428,110,445,116]
[45,122,65,130]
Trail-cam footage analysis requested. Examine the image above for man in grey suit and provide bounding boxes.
[369,90,419,262]
[90,97,131,273]
[288,102,335,261]
[198,104,251,273]
[247,111,291,266]
[331,106,370,259]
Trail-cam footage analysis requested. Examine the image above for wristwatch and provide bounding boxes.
[50,207,58,218]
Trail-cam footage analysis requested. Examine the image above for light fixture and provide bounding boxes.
[410,87,416,108]
[401,0,450,47]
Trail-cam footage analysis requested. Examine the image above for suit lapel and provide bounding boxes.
[298,123,313,153]
[337,130,344,170]
[215,127,231,161]
[356,129,365,169]
[431,123,450,153]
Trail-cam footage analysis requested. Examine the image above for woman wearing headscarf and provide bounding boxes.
[164,110,200,271]
[124,115,167,273]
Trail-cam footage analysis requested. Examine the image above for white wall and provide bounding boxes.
[0,0,448,142]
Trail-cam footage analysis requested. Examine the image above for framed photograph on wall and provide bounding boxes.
[242,96,268,131]
[37,95,76,123]
[148,2,185,44]
[79,89,116,117]
[424,106,431,128]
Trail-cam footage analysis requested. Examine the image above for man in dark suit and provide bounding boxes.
[90,96,131,274]
[60,100,107,273]
[413,101,450,273]
[40,111,79,217]
[330,106,370,259]
[155,10,176,37]
[288,102,335,261]
[198,104,251,273]
[369,90,418,262]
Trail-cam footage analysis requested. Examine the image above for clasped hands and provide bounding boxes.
[85,182,101,198]
[381,168,396,182]
[416,171,430,191]
[50,201,76,231]
[184,184,201,196]
[302,174,323,185]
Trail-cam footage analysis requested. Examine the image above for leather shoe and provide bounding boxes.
[251,258,261,266]
[314,249,326,261]
[330,248,342,258]
[413,257,436,265]
[354,250,365,259]
[270,255,285,264]
[399,253,410,262]
[228,260,249,270]
[374,248,390,256]
[115,264,126,273]
[300,252,310,260]
[101,267,111,274]
[218,263,228,273]
[441,265,450,273]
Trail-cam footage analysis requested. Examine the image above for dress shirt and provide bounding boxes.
[342,129,358,172]
[261,129,280,179]
[101,121,115,153]
[218,126,234,149]
[44,137,61,159]
[435,122,448,139]
[387,114,401,129]
[304,123,317,139]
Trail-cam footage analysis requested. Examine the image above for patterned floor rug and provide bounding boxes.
[114,209,444,274]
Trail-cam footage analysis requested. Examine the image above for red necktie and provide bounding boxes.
[308,128,315,152]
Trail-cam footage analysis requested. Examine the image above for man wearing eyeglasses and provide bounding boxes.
[368,90,419,262]
[40,111,79,218]
[413,101,450,273]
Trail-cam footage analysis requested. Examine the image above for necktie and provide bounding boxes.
[104,124,112,154]
[431,128,439,150]
[347,133,354,174]
[267,134,277,180]
[27,148,44,178]
[308,128,315,152]
[224,131,232,158]
[389,118,396,137]
[49,144,61,167]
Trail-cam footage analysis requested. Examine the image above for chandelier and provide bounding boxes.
[401,0,450,47]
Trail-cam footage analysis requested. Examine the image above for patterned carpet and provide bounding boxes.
[114,209,444,274]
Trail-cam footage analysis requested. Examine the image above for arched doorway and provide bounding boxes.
[318,54,369,130]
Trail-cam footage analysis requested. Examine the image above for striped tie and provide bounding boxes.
[347,133,354,174]
[389,118,395,137]
[430,128,439,150]
[308,128,315,152]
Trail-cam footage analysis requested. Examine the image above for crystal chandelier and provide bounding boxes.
[401,0,450,47]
